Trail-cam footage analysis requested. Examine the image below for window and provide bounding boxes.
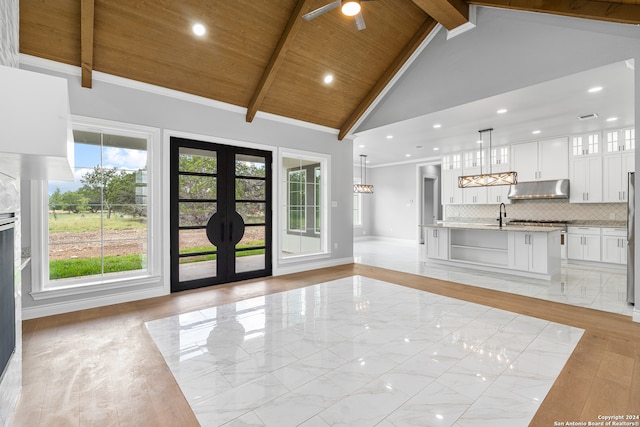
[288,169,306,232]
[33,118,160,295]
[280,151,329,259]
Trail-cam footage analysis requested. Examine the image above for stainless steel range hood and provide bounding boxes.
[508,179,570,200]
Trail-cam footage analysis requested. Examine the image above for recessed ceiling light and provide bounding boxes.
[476,139,483,144]
[341,1,361,16]
[405,154,411,157]
[497,109,507,114]
[192,23,206,36]
[433,124,442,129]
[588,86,603,93]
[433,147,440,151]
[532,130,541,134]
[323,74,334,84]
[359,144,365,148]
[606,117,618,122]
[386,135,393,139]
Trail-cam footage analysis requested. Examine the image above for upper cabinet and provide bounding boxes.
[462,149,487,205]
[570,132,602,203]
[0,65,73,180]
[441,154,463,205]
[511,137,569,182]
[603,128,635,203]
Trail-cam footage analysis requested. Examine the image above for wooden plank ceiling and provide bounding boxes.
[19,0,640,140]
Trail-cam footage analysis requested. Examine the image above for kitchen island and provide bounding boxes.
[423,223,562,280]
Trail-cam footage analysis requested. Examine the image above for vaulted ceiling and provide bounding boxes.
[19,0,640,140]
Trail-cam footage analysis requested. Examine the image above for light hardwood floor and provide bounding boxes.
[13,264,640,426]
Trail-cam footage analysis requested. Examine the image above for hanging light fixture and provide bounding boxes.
[354,154,374,193]
[458,128,518,188]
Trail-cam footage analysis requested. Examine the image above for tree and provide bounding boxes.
[49,188,63,213]
[80,166,139,218]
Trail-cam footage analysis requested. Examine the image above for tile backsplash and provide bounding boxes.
[445,200,628,223]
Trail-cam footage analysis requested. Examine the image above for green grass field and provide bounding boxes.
[48,211,146,232]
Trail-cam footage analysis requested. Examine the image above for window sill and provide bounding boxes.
[278,252,331,264]
[30,274,162,301]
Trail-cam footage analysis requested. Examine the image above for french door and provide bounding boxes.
[170,137,272,292]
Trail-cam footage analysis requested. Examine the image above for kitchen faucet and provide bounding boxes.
[498,203,507,228]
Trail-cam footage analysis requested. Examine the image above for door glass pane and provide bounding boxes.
[179,176,217,199]
[179,254,217,282]
[236,225,265,274]
[236,202,265,224]
[235,178,265,200]
[179,148,217,174]
[179,203,217,227]
[236,154,266,177]
[179,229,215,255]
[178,226,217,282]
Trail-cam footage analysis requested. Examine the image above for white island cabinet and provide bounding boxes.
[423,223,561,280]
[510,231,558,274]
[425,227,449,260]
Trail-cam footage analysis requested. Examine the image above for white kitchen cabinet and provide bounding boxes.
[461,167,488,204]
[567,227,601,262]
[511,137,569,182]
[570,155,602,203]
[442,168,463,205]
[601,228,627,264]
[509,231,550,274]
[603,151,634,202]
[488,185,511,204]
[487,148,512,204]
[425,227,449,260]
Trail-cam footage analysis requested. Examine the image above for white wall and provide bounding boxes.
[369,163,418,240]
[19,59,355,316]
[359,7,640,131]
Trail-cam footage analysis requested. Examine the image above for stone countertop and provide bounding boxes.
[568,220,627,228]
[421,222,564,233]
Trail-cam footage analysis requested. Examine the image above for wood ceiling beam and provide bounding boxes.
[469,0,640,25]
[410,0,469,30]
[246,0,312,123]
[338,17,438,141]
[80,0,95,88]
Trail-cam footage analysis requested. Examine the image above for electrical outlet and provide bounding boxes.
[610,213,616,219]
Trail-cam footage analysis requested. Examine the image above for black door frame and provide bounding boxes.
[170,137,272,292]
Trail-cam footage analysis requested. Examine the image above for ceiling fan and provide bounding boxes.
[302,0,376,31]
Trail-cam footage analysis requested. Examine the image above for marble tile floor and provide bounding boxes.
[146,275,584,427]
[354,238,634,317]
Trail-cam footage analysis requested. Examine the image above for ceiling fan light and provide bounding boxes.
[342,1,361,17]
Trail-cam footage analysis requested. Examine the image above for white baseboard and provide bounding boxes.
[274,257,354,276]
[354,236,418,245]
[22,286,167,320]
[633,307,640,323]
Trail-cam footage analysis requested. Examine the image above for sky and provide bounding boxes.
[48,143,147,195]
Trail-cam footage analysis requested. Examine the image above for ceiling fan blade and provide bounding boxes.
[302,0,341,21]
[354,12,366,30]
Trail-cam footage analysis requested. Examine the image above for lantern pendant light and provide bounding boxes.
[354,154,374,193]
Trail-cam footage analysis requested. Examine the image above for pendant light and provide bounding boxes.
[458,128,518,188]
[354,154,374,193]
